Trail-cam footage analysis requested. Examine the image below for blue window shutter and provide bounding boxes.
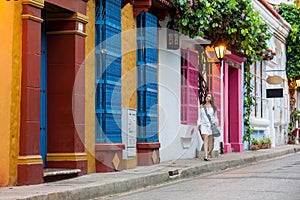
[136,12,158,142]
[95,0,122,143]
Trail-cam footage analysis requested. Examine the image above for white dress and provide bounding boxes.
[197,105,218,135]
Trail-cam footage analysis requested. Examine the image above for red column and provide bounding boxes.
[18,3,44,185]
[137,142,160,166]
[46,15,87,175]
[95,143,125,172]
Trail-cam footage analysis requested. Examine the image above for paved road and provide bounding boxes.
[96,153,300,200]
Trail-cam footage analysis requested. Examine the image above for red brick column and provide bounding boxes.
[18,1,44,185]
[95,143,125,172]
[45,13,88,175]
[137,142,160,166]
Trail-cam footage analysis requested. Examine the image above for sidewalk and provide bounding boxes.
[1,145,300,200]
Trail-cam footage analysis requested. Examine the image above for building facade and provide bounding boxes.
[250,0,291,147]
[0,0,291,187]
[1,0,89,186]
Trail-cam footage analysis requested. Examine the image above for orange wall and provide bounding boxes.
[122,3,137,109]
[85,0,96,173]
[0,1,22,186]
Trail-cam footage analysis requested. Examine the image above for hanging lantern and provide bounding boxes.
[214,44,226,67]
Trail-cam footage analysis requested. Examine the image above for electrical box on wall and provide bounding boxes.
[122,108,137,159]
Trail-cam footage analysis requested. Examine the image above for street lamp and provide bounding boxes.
[214,45,226,67]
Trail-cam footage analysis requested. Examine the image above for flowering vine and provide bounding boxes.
[243,66,255,145]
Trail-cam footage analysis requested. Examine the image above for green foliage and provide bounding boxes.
[251,138,259,145]
[260,136,271,145]
[171,0,271,144]
[278,3,300,80]
[243,66,255,143]
[289,109,300,130]
[171,0,271,64]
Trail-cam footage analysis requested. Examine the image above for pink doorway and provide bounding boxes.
[223,54,244,153]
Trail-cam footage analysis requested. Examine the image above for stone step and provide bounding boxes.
[44,168,81,182]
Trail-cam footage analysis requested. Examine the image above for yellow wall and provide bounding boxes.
[85,3,137,172]
[0,1,22,186]
[122,4,137,109]
[121,4,137,169]
[85,0,96,173]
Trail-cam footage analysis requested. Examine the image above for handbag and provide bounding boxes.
[203,105,221,137]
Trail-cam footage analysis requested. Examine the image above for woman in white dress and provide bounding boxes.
[197,92,218,161]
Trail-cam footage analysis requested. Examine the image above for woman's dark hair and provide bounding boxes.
[207,93,217,114]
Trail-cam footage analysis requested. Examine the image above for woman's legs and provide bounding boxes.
[202,134,209,160]
[208,135,214,158]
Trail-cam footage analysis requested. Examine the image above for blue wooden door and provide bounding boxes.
[95,0,122,143]
[136,12,158,142]
[40,19,47,166]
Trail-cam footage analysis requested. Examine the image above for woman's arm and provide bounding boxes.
[197,105,203,130]
[212,110,218,126]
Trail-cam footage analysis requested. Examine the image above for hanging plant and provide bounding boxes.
[170,0,271,144]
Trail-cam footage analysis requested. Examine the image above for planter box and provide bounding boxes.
[250,145,260,150]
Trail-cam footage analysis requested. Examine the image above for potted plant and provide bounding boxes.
[260,137,271,149]
[250,138,260,150]
[265,137,272,149]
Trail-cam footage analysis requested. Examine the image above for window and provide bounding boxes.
[180,48,199,125]
[253,61,263,118]
[136,12,158,142]
[207,63,221,121]
[95,0,122,143]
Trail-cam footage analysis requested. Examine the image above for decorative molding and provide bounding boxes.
[132,0,151,17]
[151,150,158,163]
[225,60,241,69]
[250,117,271,130]
[18,155,43,165]
[21,14,43,23]
[22,0,44,9]
[253,0,291,42]
[47,152,87,162]
[46,12,89,24]
[112,153,120,170]
[47,30,87,37]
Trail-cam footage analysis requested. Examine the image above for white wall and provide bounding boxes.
[251,0,291,146]
[158,24,200,162]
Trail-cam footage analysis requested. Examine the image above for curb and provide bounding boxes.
[180,146,300,180]
[9,146,300,200]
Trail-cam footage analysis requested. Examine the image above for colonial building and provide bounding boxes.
[0,0,291,187]
[1,0,89,186]
[250,0,291,147]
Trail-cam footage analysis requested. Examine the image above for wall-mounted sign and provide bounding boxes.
[167,20,180,50]
[266,76,283,85]
[266,88,283,98]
